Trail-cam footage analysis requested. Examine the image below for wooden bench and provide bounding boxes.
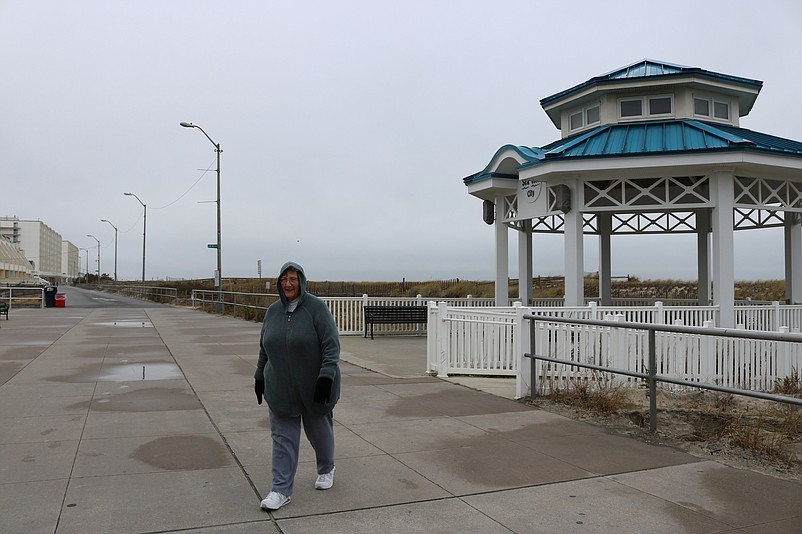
[363,305,428,339]
[0,302,8,321]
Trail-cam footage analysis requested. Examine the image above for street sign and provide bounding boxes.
[207,244,218,249]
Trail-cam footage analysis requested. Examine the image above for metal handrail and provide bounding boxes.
[98,284,178,301]
[0,286,45,308]
[525,314,802,432]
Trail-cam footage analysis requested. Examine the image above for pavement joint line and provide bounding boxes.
[144,308,268,506]
[53,310,100,533]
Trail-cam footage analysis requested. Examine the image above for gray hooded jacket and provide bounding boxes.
[255,261,341,417]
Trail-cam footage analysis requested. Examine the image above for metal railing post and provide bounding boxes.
[530,318,537,400]
[648,328,657,432]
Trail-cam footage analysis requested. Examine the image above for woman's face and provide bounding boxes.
[280,270,300,301]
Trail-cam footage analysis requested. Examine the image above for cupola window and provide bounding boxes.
[620,99,642,117]
[649,96,672,115]
[569,103,601,131]
[619,95,673,119]
[694,96,730,120]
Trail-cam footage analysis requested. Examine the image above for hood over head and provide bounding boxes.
[277,261,307,305]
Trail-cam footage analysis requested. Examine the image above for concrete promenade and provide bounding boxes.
[1,290,801,533]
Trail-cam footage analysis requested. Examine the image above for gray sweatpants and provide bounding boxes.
[268,408,335,496]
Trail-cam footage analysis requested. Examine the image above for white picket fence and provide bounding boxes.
[426,302,802,398]
[323,295,501,336]
[187,288,802,396]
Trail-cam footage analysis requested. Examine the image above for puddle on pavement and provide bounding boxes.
[92,321,153,328]
[48,362,183,383]
[130,435,231,470]
[67,387,201,412]
[99,363,183,381]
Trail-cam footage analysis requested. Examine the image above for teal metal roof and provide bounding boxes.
[605,59,687,79]
[462,145,544,184]
[538,120,802,161]
[540,59,762,108]
[464,121,802,185]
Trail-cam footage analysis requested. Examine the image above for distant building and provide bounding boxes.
[0,234,33,284]
[61,241,79,281]
[0,216,78,284]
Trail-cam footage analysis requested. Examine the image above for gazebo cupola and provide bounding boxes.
[465,60,802,327]
[541,59,760,137]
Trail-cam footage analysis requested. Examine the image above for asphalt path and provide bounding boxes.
[48,285,168,308]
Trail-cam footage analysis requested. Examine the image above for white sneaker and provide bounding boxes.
[315,466,335,490]
[260,491,291,510]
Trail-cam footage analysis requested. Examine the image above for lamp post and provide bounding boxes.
[124,192,147,293]
[100,219,118,283]
[86,234,100,286]
[79,248,89,283]
[180,121,222,310]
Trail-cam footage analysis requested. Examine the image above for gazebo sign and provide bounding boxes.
[516,179,547,219]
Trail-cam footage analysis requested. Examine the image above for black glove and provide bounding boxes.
[254,379,264,405]
[313,377,332,404]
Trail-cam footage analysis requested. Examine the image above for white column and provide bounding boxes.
[696,209,711,306]
[784,212,802,304]
[563,181,584,306]
[494,195,509,306]
[597,212,612,306]
[514,303,531,399]
[711,171,735,327]
[518,219,532,306]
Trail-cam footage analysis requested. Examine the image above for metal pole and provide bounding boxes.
[101,220,118,282]
[142,204,147,291]
[86,235,100,287]
[79,248,89,283]
[124,193,147,296]
[180,122,222,312]
[216,141,222,310]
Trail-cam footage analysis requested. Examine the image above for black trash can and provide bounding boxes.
[44,286,58,308]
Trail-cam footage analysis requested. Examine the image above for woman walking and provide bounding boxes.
[254,261,341,511]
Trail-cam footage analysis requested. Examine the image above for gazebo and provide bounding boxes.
[464,60,802,327]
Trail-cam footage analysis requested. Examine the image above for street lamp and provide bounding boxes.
[79,248,89,283]
[101,219,118,282]
[180,121,222,307]
[86,234,100,286]
[124,192,146,292]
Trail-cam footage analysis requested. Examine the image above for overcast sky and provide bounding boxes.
[3,1,802,282]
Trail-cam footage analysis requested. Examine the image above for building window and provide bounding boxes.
[694,96,730,121]
[570,111,583,130]
[714,100,729,119]
[568,102,601,131]
[649,96,672,115]
[619,95,674,119]
[586,105,600,125]
[694,97,709,116]
[620,99,642,117]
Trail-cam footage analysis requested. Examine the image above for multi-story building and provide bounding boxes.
[0,234,33,284]
[0,217,73,284]
[61,241,79,281]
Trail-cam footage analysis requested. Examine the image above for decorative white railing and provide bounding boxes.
[427,302,802,398]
